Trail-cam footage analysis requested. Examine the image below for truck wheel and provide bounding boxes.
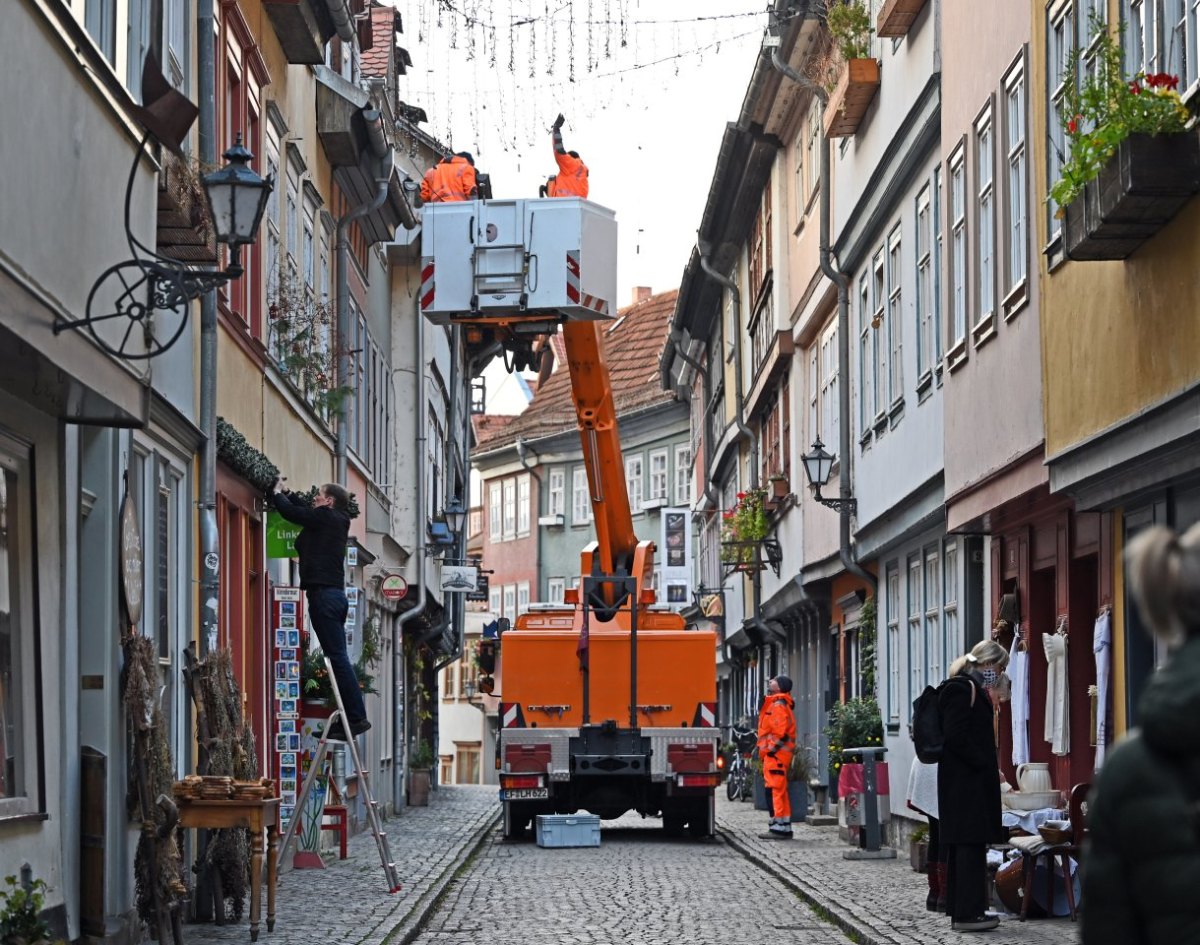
[503,802,532,840]
[662,813,685,837]
[687,797,715,839]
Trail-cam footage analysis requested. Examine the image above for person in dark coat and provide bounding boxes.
[937,639,1010,932]
[1082,523,1200,945]
[271,478,369,742]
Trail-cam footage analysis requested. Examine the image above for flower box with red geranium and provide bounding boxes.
[1050,22,1199,261]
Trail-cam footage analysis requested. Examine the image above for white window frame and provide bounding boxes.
[547,578,566,604]
[648,449,669,502]
[488,482,502,541]
[858,273,874,439]
[548,468,565,519]
[886,224,904,406]
[1003,54,1029,313]
[1048,4,1075,245]
[820,321,839,449]
[503,584,517,620]
[517,582,530,613]
[0,435,39,817]
[674,446,692,506]
[572,467,590,525]
[949,144,968,358]
[974,104,997,343]
[943,539,960,667]
[872,249,888,418]
[502,478,516,539]
[886,564,901,723]
[489,588,502,616]
[916,184,934,383]
[907,554,923,713]
[625,455,644,512]
[924,546,942,686]
[517,473,531,536]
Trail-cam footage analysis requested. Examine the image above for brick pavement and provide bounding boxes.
[181,785,499,945]
[716,795,1083,945]
[180,787,1087,945]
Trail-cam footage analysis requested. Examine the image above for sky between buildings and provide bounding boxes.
[392,0,769,303]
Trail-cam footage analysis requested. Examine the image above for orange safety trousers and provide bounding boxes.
[763,754,792,820]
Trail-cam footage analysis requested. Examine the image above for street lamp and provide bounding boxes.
[443,496,468,537]
[61,130,273,360]
[801,437,857,513]
[201,135,275,278]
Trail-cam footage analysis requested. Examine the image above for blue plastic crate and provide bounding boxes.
[535,813,601,848]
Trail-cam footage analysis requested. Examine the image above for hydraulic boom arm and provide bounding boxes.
[562,320,643,611]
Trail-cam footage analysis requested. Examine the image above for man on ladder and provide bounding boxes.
[271,479,369,742]
[272,478,399,893]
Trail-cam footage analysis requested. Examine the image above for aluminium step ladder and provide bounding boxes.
[276,657,401,893]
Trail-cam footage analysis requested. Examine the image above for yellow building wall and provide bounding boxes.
[1033,10,1200,458]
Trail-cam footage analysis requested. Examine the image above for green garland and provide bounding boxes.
[215,418,279,494]
[860,595,878,697]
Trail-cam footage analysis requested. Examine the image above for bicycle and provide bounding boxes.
[725,724,757,802]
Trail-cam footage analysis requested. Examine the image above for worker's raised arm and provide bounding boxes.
[552,112,567,155]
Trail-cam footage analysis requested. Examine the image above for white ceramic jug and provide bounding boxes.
[1016,762,1052,794]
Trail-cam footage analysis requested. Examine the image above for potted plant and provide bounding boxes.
[408,740,435,807]
[720,488,770,572]
[909,822,930,872]
[0,874,65,945]
[1050,18,1198,260]
[825,696,886,828]
[300,617,379,714]
[822,0,880,138]
[752,746,815,823]
[768,473,790,500]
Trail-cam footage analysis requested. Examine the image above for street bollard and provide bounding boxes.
[841,745,897,860]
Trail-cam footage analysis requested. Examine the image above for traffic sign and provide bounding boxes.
[381,574,408,600]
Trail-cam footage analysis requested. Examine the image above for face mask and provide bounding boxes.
[980,668,999,688]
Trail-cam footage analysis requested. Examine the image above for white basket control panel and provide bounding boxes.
[419,197,617,325]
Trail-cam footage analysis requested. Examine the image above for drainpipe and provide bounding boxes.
[336,147,394,485]
[669,330,720,510]
[197,0,218,661]
[769,49,877,595]
[393,292,428,808]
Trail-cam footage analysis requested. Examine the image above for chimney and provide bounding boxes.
[632,286,652,304]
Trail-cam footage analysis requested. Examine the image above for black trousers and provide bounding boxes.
[945,842,987,921]
[307,586,367,726]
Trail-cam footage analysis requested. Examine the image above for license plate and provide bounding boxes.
[500,787,549,800]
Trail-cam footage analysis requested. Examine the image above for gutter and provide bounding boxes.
[769,48,877,595]
[335,146,394,485]
[323,0,355,44]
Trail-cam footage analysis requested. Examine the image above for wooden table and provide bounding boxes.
[175,797,280,941]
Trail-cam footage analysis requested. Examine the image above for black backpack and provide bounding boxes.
[911,676,975,764]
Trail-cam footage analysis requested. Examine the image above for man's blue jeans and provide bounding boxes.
[306,586,367,726]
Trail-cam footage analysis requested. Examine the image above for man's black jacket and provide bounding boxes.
[272,491,349,589]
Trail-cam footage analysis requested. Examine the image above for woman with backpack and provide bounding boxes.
[1081,523,1200,944]
[937,639,1010,932]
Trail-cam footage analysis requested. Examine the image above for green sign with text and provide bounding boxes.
[266,510,300,559]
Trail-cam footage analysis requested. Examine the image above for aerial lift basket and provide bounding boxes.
[419,197,617,325]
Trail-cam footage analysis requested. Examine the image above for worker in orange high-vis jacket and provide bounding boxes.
[419,151,478,204]
[543,113,588,198]
[757,674,796,839]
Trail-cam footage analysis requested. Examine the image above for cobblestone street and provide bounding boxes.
[181,787,1084,945]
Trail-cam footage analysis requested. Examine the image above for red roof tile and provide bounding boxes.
[475,289,679,453]
[361,6,396,78]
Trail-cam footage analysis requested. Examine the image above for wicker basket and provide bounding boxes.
[1038,822,1072,845]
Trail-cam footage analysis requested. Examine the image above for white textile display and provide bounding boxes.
[1043,631,1070,755]
[1009,630,1030,766]
[905,758,939,819]
[1093,611,1111,769]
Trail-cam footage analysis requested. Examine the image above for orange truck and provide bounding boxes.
[420,197,721,838]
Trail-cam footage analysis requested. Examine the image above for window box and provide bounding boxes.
[537,514,564,527]
[823,58,881,139]
[157,151,217,264]
[1062,132,1200,262]
[876,0,928,38]
[769,475,790,500]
